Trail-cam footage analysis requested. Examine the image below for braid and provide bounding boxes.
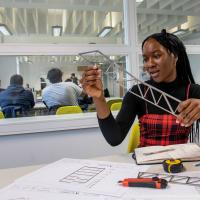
[142,29,195,84]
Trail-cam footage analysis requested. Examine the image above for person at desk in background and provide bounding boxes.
[25,83,32,91]
[0,74,35,118]
[80,29,200,148]
[70,73,78,85]
[42,68,86,113]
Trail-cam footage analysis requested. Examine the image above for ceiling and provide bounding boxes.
[137,0,200,43]
[0,0,200,44]
[0,0,123,43]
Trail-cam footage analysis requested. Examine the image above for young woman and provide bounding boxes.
[80,29,200,147]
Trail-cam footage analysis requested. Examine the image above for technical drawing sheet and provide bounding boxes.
[1,158,200,199]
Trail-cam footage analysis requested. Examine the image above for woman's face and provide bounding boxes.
[142,38,177,83]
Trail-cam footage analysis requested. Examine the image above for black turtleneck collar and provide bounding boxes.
[147,77,183,93]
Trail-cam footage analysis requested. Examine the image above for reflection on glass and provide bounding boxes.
[188,54,200,84]
[136,0,200,44]
[0,54,127,118]
[0,0,124,44]
[78,50,127,97]
[138,55,150,82]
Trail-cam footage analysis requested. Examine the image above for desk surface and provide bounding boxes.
[0,164,43,189]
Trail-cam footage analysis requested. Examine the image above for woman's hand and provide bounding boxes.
[80,65,110,118]
[176,98,200,127]
[80,65,104,99]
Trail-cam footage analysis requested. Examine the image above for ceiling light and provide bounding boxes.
[75,56,80,61]
[0,24,12,35]
[27,59,33,64]
[181,22,189,30]
[169,26,178,33]
[52,25,63,37]
[136,0,144,2]
[50,56,57,63]
[109,56,115,60]
[173,29,188,36]
[97,26,113,37]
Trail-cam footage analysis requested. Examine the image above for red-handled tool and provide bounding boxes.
[118,177,167,189]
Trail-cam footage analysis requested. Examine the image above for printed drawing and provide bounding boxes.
[60,166,105,184]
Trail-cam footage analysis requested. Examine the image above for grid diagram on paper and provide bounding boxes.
[78,50,181,116]
[59,166,105,184]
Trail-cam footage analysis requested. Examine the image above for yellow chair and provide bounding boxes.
[0,111,5,119]
[107,99,122,110]
[56,106,83,115]
[110,102,122,111]
[127,121,140,153]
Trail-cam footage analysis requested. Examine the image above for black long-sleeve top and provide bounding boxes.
[98,78,200,146]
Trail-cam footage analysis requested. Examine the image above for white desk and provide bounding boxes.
[0,164,43,189]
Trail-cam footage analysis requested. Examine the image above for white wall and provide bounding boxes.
[0,56,17,88]
[188,54,200,84]
[0,127,128,169]
[0,111,130,169]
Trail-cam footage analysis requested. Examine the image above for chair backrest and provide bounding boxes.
[107,99,122,109]
[0,111,5,119]
[127,121,140,153]
[110,102,122,111]
[2,105,23,118]
[56,106,83,115]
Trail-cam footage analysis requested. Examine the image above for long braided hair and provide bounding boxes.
[142,29,195,85]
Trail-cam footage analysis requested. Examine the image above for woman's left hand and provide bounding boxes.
[177,98,200,127]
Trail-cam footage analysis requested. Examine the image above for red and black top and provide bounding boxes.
[138,84,191,147]
[98,78,200,147]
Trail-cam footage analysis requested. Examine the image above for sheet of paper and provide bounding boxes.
[169,143,200,159]
[1,158,200,199]
[135,145,172,163]
[135,143,200,163]
[11,158,148,197]
[0,183,116,200]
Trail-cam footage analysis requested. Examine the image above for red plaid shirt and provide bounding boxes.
[138,84,191,147]
[139,113,191,147]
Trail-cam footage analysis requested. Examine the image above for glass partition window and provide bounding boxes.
[136,0,200,44]
[138,53,200,85]
[0,0,124,44]
[188,54,200,84]
[0,54,127,118]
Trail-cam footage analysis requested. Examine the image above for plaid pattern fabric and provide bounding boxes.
[139,114,191,147]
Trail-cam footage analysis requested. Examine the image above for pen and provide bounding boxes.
[143,148,175,156]
[118,177,168,189]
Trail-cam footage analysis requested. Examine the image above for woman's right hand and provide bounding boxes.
[80,65,104,100]
[80,65,110,118]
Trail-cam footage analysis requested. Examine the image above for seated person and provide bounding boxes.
[0,74,35,118]
[104,88,110,97]
[70,73,78,85]
[78,96,93,111]
[80,30,200,148]
[42,68,86,113]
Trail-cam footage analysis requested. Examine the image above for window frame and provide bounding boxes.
[0,0,138,135]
